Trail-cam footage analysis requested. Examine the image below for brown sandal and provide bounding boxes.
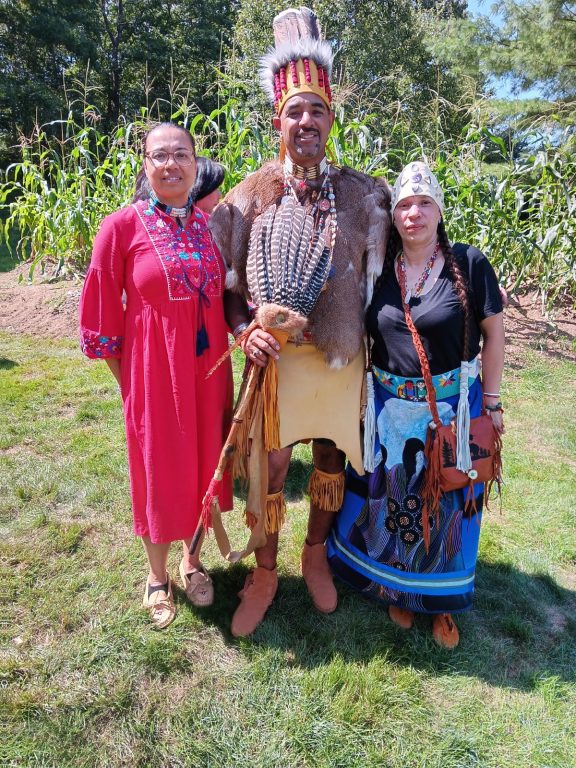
[142,575,176,630]
[179,559,214,607]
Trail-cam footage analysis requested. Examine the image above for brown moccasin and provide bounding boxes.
[179,559,214,607]
[432,613,460,649]
[388,605,415,630]
[301,541,337,614]
[231,566,278,637]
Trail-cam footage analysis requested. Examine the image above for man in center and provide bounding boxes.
[210,7,390,637]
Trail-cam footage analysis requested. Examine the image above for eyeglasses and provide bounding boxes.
[145,150,195,167]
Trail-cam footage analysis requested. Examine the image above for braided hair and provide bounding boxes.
[373,219,472,360]
[131,168,151,203]
[436,220,472,361]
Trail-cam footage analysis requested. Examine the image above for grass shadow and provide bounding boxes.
[233,455,312,505]
[199,559,576,692]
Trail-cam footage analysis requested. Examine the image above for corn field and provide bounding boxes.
[1,98,574,306]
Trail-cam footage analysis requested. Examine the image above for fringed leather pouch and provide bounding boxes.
[398,260,502,551]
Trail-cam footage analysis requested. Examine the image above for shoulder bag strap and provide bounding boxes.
[396,259,442,428]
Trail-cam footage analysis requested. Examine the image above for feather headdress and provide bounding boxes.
[259,6,334,114]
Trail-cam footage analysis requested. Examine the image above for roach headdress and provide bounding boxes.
[259,6,334,114]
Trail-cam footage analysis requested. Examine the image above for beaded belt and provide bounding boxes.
[372,358,480,402]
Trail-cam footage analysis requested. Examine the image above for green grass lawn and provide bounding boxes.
[3,331,575,768]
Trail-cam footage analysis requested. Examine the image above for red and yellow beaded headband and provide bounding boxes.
[259,7,334,115]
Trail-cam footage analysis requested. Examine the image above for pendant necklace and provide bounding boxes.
[398,243,440,303]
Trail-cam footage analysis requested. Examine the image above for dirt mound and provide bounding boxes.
[0,264,81,340]
[501,292,575,367]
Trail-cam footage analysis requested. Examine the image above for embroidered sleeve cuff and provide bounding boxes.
[81,330,123,359]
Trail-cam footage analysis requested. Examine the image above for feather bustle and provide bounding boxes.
[268,200,291,301]
[262,206,275,301]
[292,209,314,285]
[281,200,307,300]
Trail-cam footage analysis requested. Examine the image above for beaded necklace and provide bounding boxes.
[283,155,328,181]
[397,243,440,303]
[149,193,194,228]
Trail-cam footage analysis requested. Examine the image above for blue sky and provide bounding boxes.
[467,0,505,25]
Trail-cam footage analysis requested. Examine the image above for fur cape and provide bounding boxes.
[209,161,391,368]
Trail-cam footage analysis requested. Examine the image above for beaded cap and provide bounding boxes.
[259,7,334,114]
[391,161,444,215]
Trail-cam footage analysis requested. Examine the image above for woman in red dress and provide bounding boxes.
[79,124,249,628]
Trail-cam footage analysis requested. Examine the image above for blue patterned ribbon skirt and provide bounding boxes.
[327,364,484,614]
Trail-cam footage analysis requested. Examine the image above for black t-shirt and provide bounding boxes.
[367,243,503,377]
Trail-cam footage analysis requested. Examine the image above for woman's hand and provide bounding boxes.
[488,408,505,435]
[242,328,280,368]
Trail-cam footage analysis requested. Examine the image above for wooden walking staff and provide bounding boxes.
[195,361,267,563]
[190,303,307,563]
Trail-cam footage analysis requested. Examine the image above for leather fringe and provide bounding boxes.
[262,357,281,451]
[245,490,286,534]
[363,371,376,472]
[231,371,256,481]
[422,424,504,552]
[422,429,442,552]
[232,417,250,480]
[483,429,504,510]
[307,468,345,512]
[200,477,220,531]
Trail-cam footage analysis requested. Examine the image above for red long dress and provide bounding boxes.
[79,200,233,543]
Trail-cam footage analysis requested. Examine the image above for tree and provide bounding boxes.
[99,0,239,123]
[428,0,576,102]
[0,0,240,163]
[0,0,98,157]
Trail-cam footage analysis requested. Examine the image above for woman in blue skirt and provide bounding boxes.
[327,161,505,648]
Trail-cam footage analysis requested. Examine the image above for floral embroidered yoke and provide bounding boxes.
[135,199,222,302]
